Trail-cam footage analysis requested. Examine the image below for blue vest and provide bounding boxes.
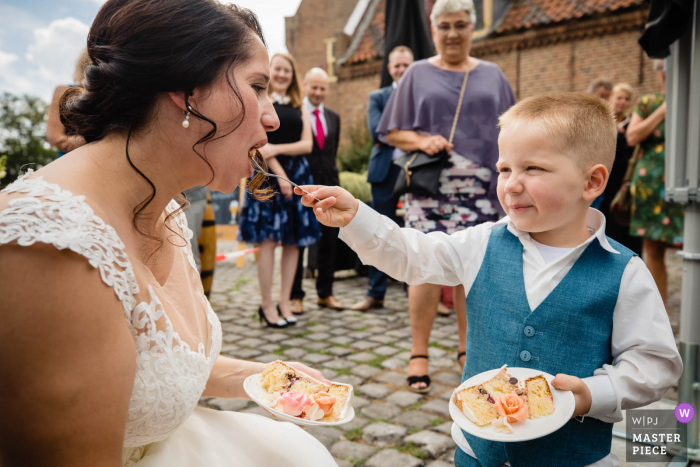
[458,226,636,467]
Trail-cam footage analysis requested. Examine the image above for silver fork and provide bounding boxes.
[250,157,322,202]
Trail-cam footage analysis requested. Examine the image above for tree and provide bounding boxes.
[0,93,57,185]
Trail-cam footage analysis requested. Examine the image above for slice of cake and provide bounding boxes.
[454,386,501,426]
[524,375,554,419]
[260,360,329,394]
[453,365,524,426]
[259,361,352,422]
[322,383,352,422]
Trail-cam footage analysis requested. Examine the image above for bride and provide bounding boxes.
[0,1,337,466]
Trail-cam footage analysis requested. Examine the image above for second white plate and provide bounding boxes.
[243,373,355,427]
[449,367,575,442]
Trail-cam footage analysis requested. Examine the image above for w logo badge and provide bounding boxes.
[675,403,695,423]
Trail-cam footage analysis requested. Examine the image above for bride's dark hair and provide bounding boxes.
[59,0,270,257]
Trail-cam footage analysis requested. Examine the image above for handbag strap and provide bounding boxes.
[448,68,470,145]
[401,65,470,188]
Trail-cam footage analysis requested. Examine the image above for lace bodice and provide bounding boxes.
[0,173,222,449]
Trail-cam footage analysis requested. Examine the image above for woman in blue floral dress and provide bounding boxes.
[627,61,684,310]
[238,53,320,327]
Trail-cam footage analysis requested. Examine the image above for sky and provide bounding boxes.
[0,0,303,103]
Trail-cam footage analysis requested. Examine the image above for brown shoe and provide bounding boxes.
[317,295,344,310]
[350,296,384,311]
[290,299,304,315]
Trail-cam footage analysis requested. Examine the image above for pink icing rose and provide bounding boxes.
[309,392,337,415]
[278,392,311,417]
[494,393,528,423]
[662,217,670,225]
[637,228,646,236]
[639,168,647,176]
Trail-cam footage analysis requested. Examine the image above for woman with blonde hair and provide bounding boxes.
[238,52,320,327]
[598,82,642,254]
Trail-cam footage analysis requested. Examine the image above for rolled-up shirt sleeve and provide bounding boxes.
[339,201,492,288]
[586,256,683,423]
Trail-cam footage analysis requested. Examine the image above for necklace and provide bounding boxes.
[270,92,290,105]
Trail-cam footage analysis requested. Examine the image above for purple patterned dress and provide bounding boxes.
[377,59,515,233]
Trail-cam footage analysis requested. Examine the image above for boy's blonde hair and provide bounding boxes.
[498,92,617,172]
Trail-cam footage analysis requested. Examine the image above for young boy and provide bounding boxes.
[295,92,682,466]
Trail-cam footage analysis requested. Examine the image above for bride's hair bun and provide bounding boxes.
[60,0,265,143]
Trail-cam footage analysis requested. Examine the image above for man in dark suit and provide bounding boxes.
[291,68,344,313]
[350,46,414,311]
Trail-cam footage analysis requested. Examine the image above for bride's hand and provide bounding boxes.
[285,361,331,384]
[294,185,359,228]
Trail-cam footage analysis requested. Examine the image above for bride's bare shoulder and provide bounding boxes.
[0,241,136,464]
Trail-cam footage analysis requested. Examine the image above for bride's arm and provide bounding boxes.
[203,356,329,399]
[0,243,136,467]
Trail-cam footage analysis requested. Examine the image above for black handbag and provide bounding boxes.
[392,68,470,198]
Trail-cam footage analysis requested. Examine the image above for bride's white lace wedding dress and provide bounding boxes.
[0,173,337,466]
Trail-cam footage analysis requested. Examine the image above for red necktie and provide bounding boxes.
[313,109,325,150]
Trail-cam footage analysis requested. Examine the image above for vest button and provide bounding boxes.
[520,350,532,362]
[524,326,535,337]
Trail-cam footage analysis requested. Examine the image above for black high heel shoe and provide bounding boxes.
[278,304,297,325]
[258,306,288,328]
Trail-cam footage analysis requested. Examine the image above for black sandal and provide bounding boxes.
[407,355,431,394]
[457,351,466,366]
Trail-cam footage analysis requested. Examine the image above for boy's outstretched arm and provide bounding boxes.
[296,186,487,288]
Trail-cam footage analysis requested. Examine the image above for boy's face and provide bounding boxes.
[496,124,593,235]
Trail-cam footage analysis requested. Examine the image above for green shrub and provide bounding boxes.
[339,171,371,203]
[338,115,372,174]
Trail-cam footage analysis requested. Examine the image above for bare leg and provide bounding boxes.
[643,239,668,311]
[408,283,442,389]
[257,240,281,322]
[454,285,467,367]
[278,245,299,319]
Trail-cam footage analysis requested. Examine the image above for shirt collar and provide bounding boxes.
[486,208,619,254]
[304,97,324,114]
[392,81,398,89]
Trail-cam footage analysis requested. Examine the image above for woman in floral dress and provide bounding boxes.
[627,61,684,310]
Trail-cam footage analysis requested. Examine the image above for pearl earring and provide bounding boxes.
[182,108,191,129]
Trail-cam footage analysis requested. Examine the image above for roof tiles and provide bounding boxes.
[495,0,645,33]
[341,0,645,66]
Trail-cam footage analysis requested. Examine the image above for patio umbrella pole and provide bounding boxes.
[667,0,700,461]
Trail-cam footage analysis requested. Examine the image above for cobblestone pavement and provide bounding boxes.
[200,244,685,467]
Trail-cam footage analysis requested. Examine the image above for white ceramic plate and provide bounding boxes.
[449,367,575,442]
[243,373,355,427]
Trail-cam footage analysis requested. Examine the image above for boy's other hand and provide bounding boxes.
[551,374,592,418]
[295,185,359,228]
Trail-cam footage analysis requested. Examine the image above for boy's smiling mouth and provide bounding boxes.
[509,204,533,213]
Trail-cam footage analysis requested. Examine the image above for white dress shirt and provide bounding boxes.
[340,202,683,467]
[303,97,327,137]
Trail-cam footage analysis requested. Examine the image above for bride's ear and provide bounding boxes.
[168,92,188,112]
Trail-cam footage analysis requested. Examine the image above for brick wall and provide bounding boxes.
[336,72,383,144]
[476,30,662,101]
[285,0,356,76]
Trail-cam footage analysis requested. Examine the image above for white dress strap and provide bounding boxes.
[0,172,139,324]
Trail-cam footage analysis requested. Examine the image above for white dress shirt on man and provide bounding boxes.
[339,202,683,467]
[303,97,328,136]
